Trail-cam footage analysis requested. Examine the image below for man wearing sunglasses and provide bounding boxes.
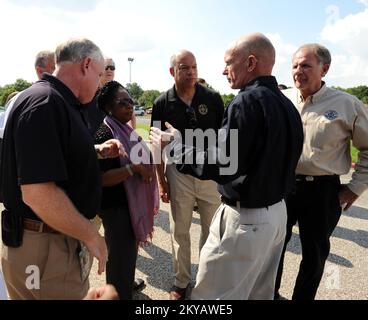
[151,50,224,300]
[101,58,116,87]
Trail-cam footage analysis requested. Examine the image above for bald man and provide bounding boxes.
[151,50,224,300]
[150,33,303,299]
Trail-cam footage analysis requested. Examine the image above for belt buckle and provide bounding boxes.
[306,176,314,182]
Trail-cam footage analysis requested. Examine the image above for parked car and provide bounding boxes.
[134,106,145,116]
[146,108,153,114]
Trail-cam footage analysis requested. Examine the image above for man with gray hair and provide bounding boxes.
[0,38,115,299]
[275,43,368,300]
[150,33,303,299]
[34,50,55,80]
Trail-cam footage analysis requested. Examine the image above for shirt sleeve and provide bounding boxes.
[15,102,68,185]
[151,98,165,131]
[349,100,368,195]
[177,94,262,184]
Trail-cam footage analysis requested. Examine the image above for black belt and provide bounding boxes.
[295,174,339,182]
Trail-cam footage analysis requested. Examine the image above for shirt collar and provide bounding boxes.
[41,73,81,108]
[240,76,278,92]
[297,82,327,104]
[167,83,200,103]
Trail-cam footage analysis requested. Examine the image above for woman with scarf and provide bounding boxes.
[94,81,159,300]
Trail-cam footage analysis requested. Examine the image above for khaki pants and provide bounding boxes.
[192,201,286,300]
[1,230,89,300]
[166,165,220,288]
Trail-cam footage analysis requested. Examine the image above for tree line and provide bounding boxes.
[1,79,367,108]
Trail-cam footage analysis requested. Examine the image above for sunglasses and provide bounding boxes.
[116,98,134,108]
[105,65,116,71]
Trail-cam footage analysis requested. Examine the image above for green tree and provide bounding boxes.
[221,93,235,107]
[0,79,33,106]
[126,82,144,103]
[138,90,161,108]
[335,85,368,104]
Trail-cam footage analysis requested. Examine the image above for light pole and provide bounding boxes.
[128,57,134,83]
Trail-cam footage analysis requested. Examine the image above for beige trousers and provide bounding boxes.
[1,230,89,300]
[166,165,221,288]
[192,201,287,300]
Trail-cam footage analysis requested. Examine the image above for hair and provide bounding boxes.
[34,50,54,68]
[55,38,104,65]
[5,91,19,105]
[97,80,126,114]
[296,43,331,65]
[170,50,195,68]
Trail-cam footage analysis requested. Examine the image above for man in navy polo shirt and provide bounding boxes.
[0,38,118,300]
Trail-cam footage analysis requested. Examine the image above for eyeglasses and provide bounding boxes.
[116,98,134,108]
[105,65,116,71]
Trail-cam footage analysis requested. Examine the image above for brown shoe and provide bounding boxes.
[169,285,189,300]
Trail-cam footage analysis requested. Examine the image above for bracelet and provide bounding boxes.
[125,164,134,176]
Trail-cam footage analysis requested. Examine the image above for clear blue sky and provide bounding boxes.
[1,0,367,93]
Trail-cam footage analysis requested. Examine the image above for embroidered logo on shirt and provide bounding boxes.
[198,104,208,115]
[324,110,339,121]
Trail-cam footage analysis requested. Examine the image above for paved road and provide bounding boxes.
[89,171,368,300]
[1,170,367,300]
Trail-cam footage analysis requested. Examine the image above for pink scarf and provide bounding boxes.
[104,116,159,245]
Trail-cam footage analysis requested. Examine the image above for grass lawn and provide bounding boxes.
[136,123,150,141]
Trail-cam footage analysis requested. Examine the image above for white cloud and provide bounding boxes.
[359,0,368,7]
[268,33,298,87]
[320,6,368,87]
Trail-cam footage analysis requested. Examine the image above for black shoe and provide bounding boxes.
[169,285,189,300]
[133,278,145,291]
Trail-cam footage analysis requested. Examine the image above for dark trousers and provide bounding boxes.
[100,207,137,300]
[275,176,342,300]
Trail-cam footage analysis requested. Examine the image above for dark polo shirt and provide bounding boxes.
[177,76,304,208]
[0,74,101,221]
[151,83,224,144]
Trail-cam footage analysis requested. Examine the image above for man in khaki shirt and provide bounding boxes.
[275,43,368,300]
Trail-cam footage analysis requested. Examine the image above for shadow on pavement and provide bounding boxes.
[343,205,368,221]
[287,232,354,268]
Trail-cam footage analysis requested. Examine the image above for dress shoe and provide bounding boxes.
[133,278,145,291]
[169,285,189,300]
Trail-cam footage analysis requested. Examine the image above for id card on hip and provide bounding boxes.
[78,242,93,283]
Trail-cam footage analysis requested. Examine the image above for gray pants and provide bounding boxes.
[192,201,286,300]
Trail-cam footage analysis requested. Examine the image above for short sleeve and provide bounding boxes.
[15,102,68,185]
